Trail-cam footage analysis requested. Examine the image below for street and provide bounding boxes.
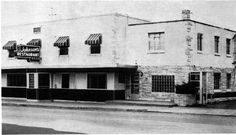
[2,106,236,134]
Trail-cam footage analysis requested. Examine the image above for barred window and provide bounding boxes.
[7,74,26,87]
[226,73,231,89]
[226,38,231,55]
[214,73,221,89]
[148,32,165,52]
[152,75,175,92]
[197,33,203,51]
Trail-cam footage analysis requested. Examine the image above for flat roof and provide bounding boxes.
[129,19,236,33]
[2,13,150,28]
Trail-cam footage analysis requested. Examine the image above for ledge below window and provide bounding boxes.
[214,53,220,56]
[197,51,203,54]
[226,55,232,58]
[147,50,165,54]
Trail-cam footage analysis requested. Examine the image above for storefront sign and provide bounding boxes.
[16,44,41,62]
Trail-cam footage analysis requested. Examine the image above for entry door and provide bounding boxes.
[189,72,207,104]
[38,74,50,100]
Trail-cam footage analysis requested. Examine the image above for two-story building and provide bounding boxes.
[2,11,236,104]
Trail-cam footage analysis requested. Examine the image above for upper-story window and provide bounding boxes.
[226,38,231,55]
[85,33,102,54]
[54,36,70,56]
[214,36,220,54]
[2,41,17,58]
[197,33,203,51]
[33,27,41,34]
[148,32,165,52]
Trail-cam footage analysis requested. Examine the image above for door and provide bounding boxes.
[189,72,207,104]
[38,74,50,100]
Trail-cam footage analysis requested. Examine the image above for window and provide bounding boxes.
[118,73,126,83]
[226,38,231,55]
[8,49,15,58]
[62,74,70,88]
[29,74,34,88]
[148,32,165,52]
[152,75,175,92]
[90,45,101,54]
[197,33,203,51]
[59,47,68,55]
[7,74,26,87]
[214,36,220,53]
[226,73,231,89]
[214,73,221,89]
[33,27,41,34]
[88,74,107,89]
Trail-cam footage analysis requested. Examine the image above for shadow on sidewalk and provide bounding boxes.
[2,123,83,134]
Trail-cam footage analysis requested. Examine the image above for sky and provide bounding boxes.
[1,0,236,30]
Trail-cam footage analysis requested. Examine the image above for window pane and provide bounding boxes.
[7,74,26,87]
[226,73,231,89]
[59,47,68,55]
[91,45,101,54]
[214,73,220,89]
[88,74,107,89]
[152,75,175,92]
[62,74,70,88]
[148,32,164,51]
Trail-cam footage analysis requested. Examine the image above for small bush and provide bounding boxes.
[176,82,198,95]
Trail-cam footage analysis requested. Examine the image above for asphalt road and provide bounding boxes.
[2,106,236,134]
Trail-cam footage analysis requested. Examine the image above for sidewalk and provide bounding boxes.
[2,97,236,117]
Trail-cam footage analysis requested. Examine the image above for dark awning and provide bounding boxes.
[27,39,41,46]
[3,41,17,50]
[85,33,102,45]
[54,36,70,47]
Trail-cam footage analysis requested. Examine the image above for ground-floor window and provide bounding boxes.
[7,73,26,87]
[214,73,221,89]
[152,75,175,92]
[118,73,126,83]
[87,74,107,89]
[62,74,70,88]
[226,73,231,89]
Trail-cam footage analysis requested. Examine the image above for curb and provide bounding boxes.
[3,102,236,117]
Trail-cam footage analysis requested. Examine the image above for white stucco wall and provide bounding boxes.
[126,22,187,66]
[190,22,235,68]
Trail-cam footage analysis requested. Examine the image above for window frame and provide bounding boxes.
[148,32,165,53]
[214,36,220,54]
[87,73,107,89]
[226,73,231,89]
[90,44,101,54]
[7,73,27,87]
[197,33,203,52]
[213,73,221,90]
[151,75,175,93]
[61,74,70,88]
[226,38,231,55]
[33,27,41,34]
[59,47,69,55]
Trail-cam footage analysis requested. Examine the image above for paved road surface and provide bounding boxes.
[2,106,236,134]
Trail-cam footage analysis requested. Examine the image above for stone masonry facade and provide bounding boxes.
[137,65,235,103]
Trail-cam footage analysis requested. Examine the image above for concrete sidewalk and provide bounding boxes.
[2,97,236,117]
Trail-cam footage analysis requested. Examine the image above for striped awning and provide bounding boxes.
[85,33,102,45]
[54,36,70,47]
[27,39,41,46]
[3,41,17,50]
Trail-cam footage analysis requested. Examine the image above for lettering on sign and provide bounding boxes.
[16,44,41,62]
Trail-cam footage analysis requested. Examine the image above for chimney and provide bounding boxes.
[182,9,191,20]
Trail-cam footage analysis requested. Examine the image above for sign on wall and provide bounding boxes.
[16,44,41,62]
